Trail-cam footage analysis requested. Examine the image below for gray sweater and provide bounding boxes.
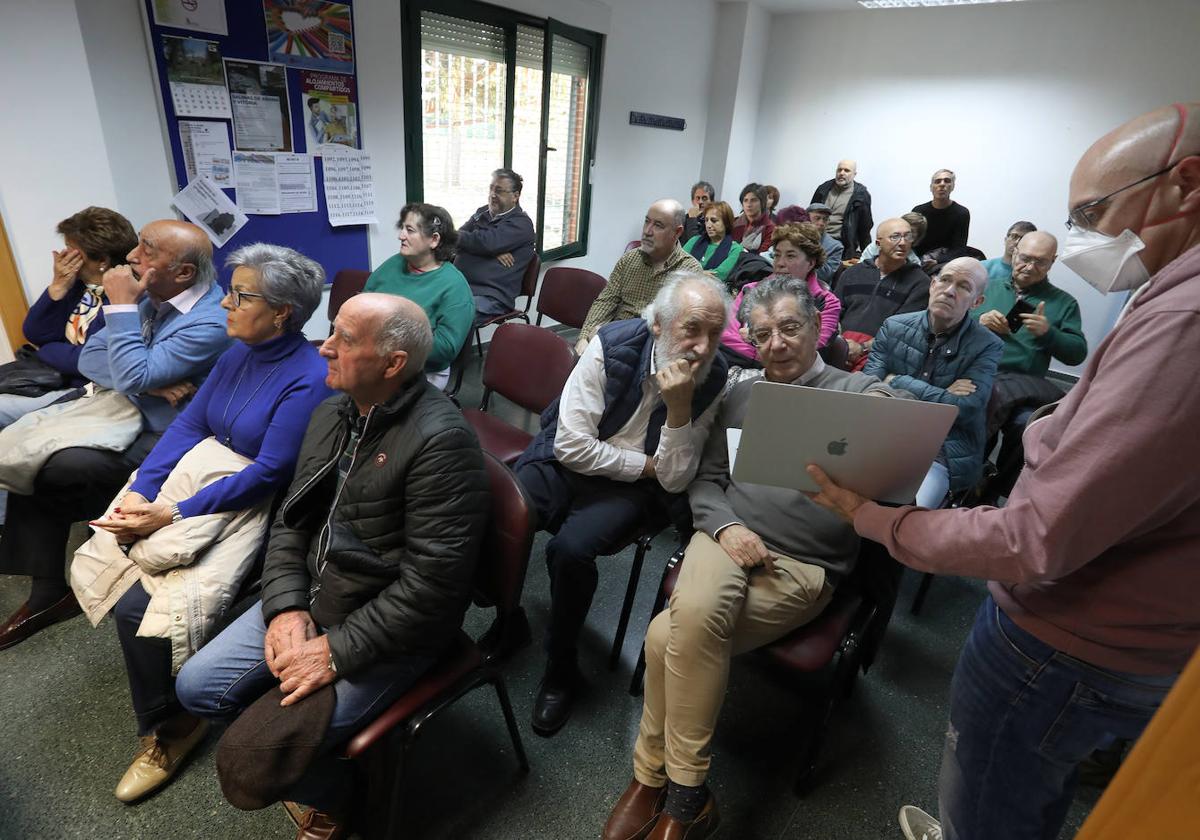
[688,363,906,582]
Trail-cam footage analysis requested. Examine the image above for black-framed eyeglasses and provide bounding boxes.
[228,287,267,308]
[747,321,807,348]
[488,184,515,195]
[1013,252,1052,270]
[1066,156,1191,231]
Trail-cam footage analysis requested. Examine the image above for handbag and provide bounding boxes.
[0,346,66,397]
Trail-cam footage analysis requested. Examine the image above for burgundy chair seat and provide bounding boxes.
[476,308,523,329]
[761,593,864,672]
[463,409,534,466]
[345,631,482,759]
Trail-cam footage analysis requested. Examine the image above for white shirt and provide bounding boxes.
[103,278,212,317]
[553,333,723,493]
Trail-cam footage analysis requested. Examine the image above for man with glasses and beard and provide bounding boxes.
[455,168,537,321]
[806,103,1200,840]
[514,272,731,738]
[601,276,907,840]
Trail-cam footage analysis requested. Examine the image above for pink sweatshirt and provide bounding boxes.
[721,272,842,360]
[855,244,1200,676]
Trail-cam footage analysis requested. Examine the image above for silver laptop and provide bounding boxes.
[730,381,958,504]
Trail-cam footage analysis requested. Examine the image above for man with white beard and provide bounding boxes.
[513,272,731,738]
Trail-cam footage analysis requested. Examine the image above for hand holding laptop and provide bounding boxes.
[805,465,869,524]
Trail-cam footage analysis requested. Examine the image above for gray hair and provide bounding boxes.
[933,168,957,184]
[177,241,217,289]
[225,243,325,332]
[376,306,433,380]
[739,275,819,330]
[691,180,715,200]
[642,270,731,328]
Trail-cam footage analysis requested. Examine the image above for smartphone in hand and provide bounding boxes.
[1006,298,1036,332]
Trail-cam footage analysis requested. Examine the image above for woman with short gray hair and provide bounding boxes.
[66,242,334,804]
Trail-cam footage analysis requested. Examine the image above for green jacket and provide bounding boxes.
[971,277,1087,376]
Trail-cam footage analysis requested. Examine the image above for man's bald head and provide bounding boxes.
[941,256,988,297]
[641,199,687,260]
[928,257,987,332]
[1012,231,1058,289]
[875,217,914,270]
[323,293,433,410]
[1070,103,1200,275]
[835,159,857,187]
[349,293,434,378]
[128,219,215,299]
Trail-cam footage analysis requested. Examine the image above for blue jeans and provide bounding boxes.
[938,597,1176,840]
[176,601,435,810]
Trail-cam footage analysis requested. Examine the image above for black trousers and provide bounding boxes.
[114,580,179,735]
[0,432,160,579]
[516,459,677,664]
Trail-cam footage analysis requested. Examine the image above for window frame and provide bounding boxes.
[401,0,604,261]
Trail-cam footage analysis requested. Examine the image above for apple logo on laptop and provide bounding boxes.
[827,438,848,456]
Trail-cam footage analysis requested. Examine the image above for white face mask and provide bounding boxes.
[1059,227,1151,294]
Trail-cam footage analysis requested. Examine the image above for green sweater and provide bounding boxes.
[365,256,475,370]
[971,277,1087,376]
[682,235,744,286]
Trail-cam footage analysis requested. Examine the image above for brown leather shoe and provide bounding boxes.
[602,779,667,840]
[295,808,349,840]
[0,593,82,651]
[646,794,719,840]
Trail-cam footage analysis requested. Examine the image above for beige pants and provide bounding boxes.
[633,530,833,787]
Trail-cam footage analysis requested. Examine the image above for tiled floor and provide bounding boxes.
[0,345,1102,839]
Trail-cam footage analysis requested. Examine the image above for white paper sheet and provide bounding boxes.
[233,152,281,215]
[171,176,248,247]
[277,154,317,213]
[726,428,742,475]
[321,147,377,226]
[179,120,232,186]
[152,0,228,35]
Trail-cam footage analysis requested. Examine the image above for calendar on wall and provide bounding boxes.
[162,36,233,119]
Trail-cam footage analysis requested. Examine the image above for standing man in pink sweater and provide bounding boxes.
[808,102,1200,840]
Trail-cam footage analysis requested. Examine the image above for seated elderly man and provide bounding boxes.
[515,272,731,737]
[455,167,537,321]
[576,200,703,354]
[865,257,1002,508]
[973,231,1086,502]
[804,202,845,284]
[177,294,488,839]
[834,217,931,371]
[0,219,230,649]
[602,276,907,840]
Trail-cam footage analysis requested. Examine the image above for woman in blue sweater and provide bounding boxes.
[83,243,332,803]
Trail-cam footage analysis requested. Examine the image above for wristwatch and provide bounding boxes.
[328,651,338,674]
[170,504,183,524]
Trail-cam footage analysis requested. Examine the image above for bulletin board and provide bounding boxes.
[140,0,371,284]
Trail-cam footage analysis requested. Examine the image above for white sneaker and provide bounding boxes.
[898,805,943,840]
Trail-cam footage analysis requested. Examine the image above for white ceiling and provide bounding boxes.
[723,0,1054,12]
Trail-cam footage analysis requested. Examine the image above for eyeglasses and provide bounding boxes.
[885,232,914,243]
[228,287,267,308]
[1013,253,1052,270]
[488,184,515,195]
[747,321,807,348]
[1066,156,1191,231]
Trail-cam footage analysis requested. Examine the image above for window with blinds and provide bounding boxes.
[403,3,602,260]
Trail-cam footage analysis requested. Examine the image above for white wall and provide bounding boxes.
[755,0,1200,371]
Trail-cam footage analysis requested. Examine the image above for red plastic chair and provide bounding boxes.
[534,267,607,330]
[628,537,901,792]
[344,452,534,838]
[625,239,641,252]
[327,268,370,324]
[472,254,541,355]
[462,323,575,465]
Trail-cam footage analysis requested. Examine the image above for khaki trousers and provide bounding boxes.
[633,530,833,787]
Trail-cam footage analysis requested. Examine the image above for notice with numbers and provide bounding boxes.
[233,152,281,215]
[172,176,248,247]
[321,147,376,226]
[179,120,232,186]
[162,36,231,119]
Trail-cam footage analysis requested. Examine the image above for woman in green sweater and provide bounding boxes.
[364,203,474,387]
[681,200,744,289]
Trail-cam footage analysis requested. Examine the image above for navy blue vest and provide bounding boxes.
[515,318,728,470]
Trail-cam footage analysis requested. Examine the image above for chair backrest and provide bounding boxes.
[536,267,607,329]
[520,253,541,300]
[625,239,640,253]
[443,332,475,404]
[476,452,537,613]
[482,323,574,414]
[328,269,371,322]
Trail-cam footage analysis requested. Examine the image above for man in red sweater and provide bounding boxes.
[809,103,1200,840]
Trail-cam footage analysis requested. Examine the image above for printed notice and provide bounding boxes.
[321,147,376,226]
[225,59,292,151]
[179,120,232,186]
[153,0,228,35]
[233,152,281,215]
[171,176,248,247]
[277,154,317,213]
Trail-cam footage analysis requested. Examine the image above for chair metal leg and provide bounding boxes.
[910,571,935,615]
[474,327,484,356]
[491,672,531,772]
[609,536,649,670]
[629,645,647,696]
[380,731,410,840]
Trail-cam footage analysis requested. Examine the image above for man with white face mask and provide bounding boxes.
[804,102,1200,840]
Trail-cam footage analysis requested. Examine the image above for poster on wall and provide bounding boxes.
[264,1,355,75]
[152,0,228,35]
[179,120,233,186]
[224,59,293,151]
[162,36,232,119]
[321,146,377,226]
[299,70,358,152]
[172,176,249,247]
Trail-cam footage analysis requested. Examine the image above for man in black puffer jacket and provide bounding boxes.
[178,294,488,835]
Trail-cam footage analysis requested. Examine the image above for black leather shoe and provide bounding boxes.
[478,606,532,662]
[0,593,82,652]
[531,660,580,737]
